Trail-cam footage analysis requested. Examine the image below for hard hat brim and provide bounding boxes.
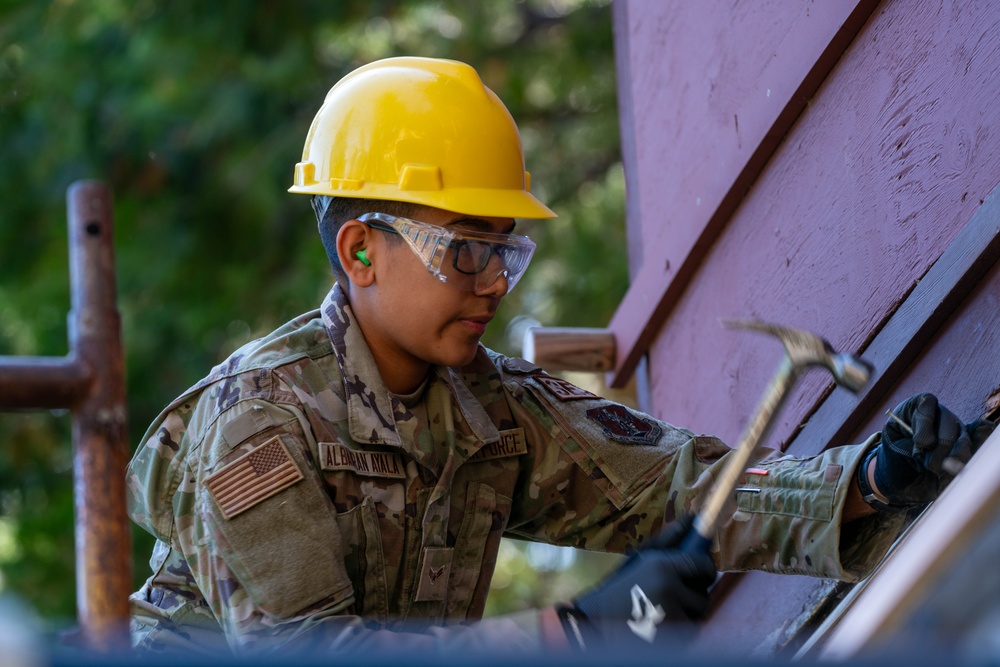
[288,183,557,220]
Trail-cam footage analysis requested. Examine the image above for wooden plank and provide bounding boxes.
[718,268,1000,658]
[691,572,841,658]
[522,327,616,372]
[640,0,1000,452]
[614,0,1000,656]
[694,189,1000,655]
[608,0,879,387]
[816,427,1000,659]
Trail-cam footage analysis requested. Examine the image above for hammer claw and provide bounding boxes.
[723,319,872,391]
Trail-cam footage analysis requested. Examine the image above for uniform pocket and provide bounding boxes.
[332,495,389,623]
[734,462,839,521]
[446,482,512,620]
[203,433,354,620]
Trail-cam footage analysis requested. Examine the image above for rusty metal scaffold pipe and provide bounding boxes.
[0,358,91,409]
[67,181,132,650]
[0,181,131,650]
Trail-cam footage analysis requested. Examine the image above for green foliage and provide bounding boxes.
[0,0,626,627]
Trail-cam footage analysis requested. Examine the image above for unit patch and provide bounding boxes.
[468,428,527,462]
[205,435,304,520]
[533,375,597,401]
[586,405,663,445]
[319,442,405,479]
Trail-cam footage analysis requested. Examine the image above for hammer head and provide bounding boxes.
[724,319,873,392]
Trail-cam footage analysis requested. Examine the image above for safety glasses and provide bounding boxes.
[357,212,536,293]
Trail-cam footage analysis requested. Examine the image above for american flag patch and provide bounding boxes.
[205,436,304,520]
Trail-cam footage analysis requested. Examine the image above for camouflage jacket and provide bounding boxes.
[126,285,901,656]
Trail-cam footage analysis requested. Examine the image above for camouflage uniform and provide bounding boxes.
[127,285,902,655]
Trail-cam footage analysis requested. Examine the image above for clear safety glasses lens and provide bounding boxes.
[357,213,536,292]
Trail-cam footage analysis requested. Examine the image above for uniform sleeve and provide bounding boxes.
[498,367,901,582]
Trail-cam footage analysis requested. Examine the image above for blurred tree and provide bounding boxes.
[0,0,626,629]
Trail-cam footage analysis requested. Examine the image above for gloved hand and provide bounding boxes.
[859,393,996,509]
[563,515,717,649]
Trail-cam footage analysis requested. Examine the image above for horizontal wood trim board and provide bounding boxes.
[699,182,1000,651]
[608,0,880,388]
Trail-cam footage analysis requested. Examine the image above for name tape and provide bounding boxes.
[319,442,405,479]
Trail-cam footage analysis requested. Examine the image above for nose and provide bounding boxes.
[475,269,510,297]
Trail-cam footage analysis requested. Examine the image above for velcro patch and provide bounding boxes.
[205,436,304,520]
[502,357,542,374]
[586,405,663,445]
[220,405,275,448]
[414,547,454,602]
[468,428,527,462]
[319,442,405,479]
[534,375,597,401]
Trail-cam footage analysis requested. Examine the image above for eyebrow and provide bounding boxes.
[447,217,517,235]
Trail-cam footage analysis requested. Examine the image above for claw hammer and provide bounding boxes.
[683,320,873,552]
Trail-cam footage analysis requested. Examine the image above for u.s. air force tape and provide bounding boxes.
[319,442,405,478]
[467,428,527,462]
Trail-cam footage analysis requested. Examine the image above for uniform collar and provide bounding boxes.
[321,284,499,450]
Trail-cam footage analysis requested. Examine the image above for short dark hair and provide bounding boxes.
[313,195,423,285]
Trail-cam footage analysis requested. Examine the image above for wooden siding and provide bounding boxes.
[609,0,879,388]
[611,0,1000,655]
[691,191,1000,656]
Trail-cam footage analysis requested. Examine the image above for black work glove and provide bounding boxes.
[859,393,996,509]
[564,515,717,649]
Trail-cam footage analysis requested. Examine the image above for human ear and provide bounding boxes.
[337,220,375,287]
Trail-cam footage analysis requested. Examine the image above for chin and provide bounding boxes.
[442,343,480,369]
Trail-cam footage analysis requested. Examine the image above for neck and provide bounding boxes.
[355,314,431,394]
[381,362,432,395]
[344,283,433,395]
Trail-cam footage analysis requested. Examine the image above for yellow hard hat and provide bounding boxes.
[289,57,556,219]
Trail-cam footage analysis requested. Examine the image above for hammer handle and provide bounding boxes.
[693,355,798,541]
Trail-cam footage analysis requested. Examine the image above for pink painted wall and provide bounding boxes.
[613,0,1000,654]
[616,0,861,277]
[616,0,1000,447]
[691,251,1000,657]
